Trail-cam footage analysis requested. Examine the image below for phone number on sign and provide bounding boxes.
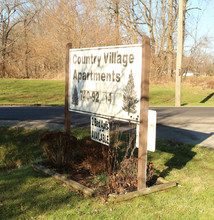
[80,90,112,104]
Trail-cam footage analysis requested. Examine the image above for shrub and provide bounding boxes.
[40,132,77,168]
[40,133,110,174]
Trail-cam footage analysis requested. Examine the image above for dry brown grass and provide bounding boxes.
[182,76,214,89]
[207,79,214,89]
[150,75,214,90]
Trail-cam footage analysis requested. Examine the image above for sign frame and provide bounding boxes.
[65,37,151,190]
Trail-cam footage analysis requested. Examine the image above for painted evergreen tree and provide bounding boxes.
[122,71,138,115]
[72,85,79,106]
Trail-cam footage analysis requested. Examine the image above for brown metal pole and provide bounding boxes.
[137,36,151,190]
[64,43,72,135]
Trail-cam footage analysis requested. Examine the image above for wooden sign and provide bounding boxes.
[68,44,142,123]
[65,37,151,190]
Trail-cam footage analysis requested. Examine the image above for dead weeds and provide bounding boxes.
[40,131,156,197]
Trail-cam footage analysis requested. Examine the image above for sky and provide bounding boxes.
[184,0,214,55]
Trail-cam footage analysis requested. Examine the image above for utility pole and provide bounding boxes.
[175,0,184,107]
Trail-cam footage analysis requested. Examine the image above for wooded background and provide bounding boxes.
[0,0,213,79]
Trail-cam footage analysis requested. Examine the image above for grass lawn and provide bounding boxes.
[0,79,65,106]
[0,127,214,219]
[150,85,214,106]
[0,78,214,106]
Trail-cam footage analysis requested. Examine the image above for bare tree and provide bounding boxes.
[118,0,170,76]
[1,0,206,80]
[105,0,121,45]
[0,0,42,77]
[0,0,24,77]
[20,0,118,79]
[183,0,213,76]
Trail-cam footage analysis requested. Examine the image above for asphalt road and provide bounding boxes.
[0,106,214,148]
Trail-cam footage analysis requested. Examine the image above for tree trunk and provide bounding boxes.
[115,0,120,45]
[1,12,6,78]
[167,0,174,78]
[24,19,29,78]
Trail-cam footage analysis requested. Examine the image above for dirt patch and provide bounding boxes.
[40,132,157,197]
[40,132,113,196]
[38,160,108,196]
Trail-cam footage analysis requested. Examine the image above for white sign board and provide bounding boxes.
[69,44,142,123]
[136,110,157,152]
[91,116,110,146]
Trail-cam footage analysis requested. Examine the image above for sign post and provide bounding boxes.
[137,37,151,190]
[65,43,72,135]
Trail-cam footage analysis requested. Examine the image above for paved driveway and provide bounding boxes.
[0,106,213,149]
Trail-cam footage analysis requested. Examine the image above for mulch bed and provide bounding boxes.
[37,132,177,200]
[38,160,108,196]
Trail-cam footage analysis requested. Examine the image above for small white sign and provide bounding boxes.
[136,110,157,152]
[91,116,110,146]
[147,110,157,152]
